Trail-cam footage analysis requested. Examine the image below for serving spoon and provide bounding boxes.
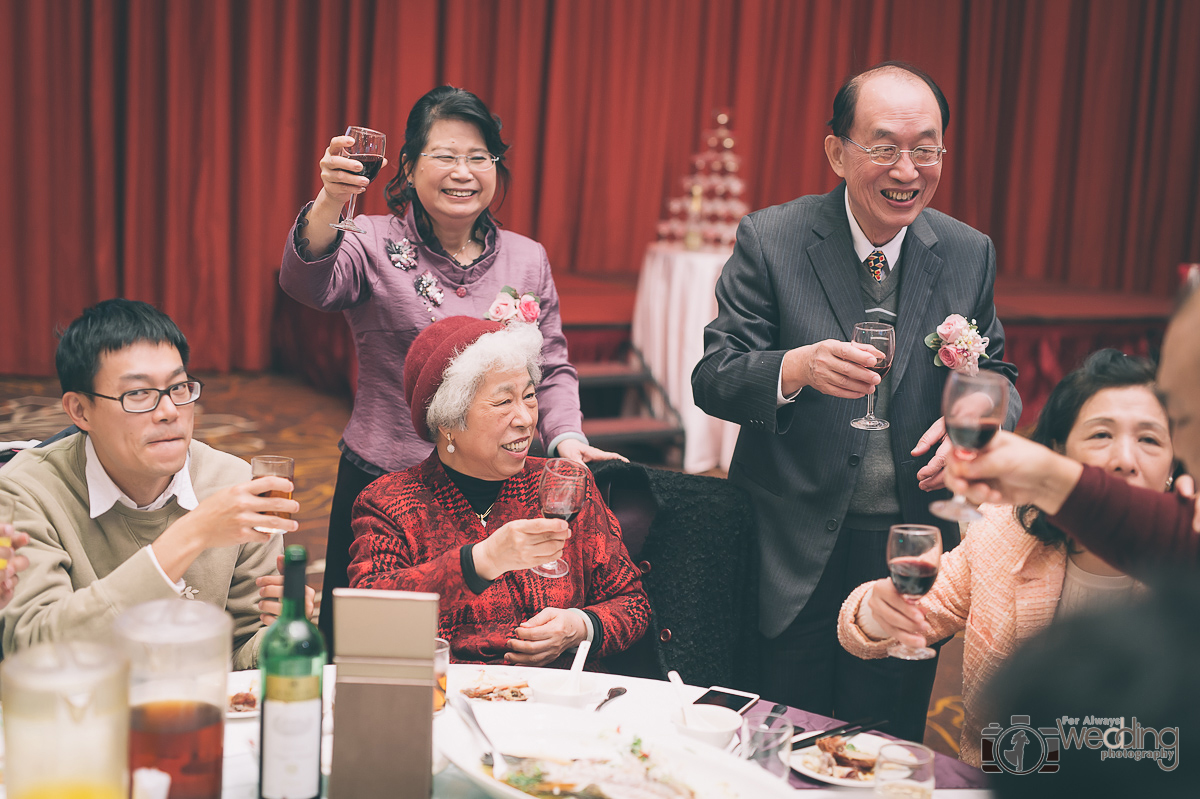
[593,686,627,711]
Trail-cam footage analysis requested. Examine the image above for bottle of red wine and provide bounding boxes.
[259,545,326,799]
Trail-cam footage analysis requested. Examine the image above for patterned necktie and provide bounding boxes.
[865,250,888,282]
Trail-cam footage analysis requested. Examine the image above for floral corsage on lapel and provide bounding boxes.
[925,314,989,375]
[485,286,541,324]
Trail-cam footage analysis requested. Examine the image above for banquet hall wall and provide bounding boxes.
[3,0,1198,376]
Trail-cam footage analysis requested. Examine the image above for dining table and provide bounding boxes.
[219,663,992,798]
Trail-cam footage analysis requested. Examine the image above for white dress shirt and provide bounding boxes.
[84,435,198,592]
[775,191,910,406]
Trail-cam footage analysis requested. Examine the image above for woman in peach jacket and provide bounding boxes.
[838,350,1173,766]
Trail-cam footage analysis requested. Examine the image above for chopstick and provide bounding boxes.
[790,717,887,750]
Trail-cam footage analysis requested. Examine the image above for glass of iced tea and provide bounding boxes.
[433,638,450,715]
[251,455,295,534]
[115,599,232,799]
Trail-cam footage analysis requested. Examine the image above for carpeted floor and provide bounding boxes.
[0,371,965,759]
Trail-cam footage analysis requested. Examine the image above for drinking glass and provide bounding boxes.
[2,641,129,799]
[873,742,935,798]
[433,638,450,715]
[251,455,295,534]
[740,711,794,781]
[0,492,15,570]
[534,458,588,579]
[115,599,232,799]
[929,370,1009,522]
[850,322,896,430]
[886,525,942,661]
[330,126,387,234]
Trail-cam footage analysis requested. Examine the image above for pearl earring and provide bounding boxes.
[446,434,455,454]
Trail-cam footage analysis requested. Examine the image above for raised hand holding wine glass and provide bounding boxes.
[929,370,1009,521]
[534,458,588,579]
[885,524,942,660]
[330,126,387,234]
[850,322,895,430]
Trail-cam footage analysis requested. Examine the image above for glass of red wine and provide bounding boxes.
[886,524,942,660]
[534,458,588,579]
[331,126,387,234]
[929,370,1010,522]
[850,322,896,430]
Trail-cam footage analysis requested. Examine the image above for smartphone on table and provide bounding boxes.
[692,686,760,715]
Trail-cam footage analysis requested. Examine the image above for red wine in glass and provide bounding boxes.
[331,126,387,234]
[850,322,896,430]
[888,557,939,596]
[534,458,588,579]
[886,525,942,661]
[945,418,1001,451]
[348,153,385,182]
[929,371,1010,522]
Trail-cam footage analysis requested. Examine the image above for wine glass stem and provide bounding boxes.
[343,192,358,224]
[864,391,876,420]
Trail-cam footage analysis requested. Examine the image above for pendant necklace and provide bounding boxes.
[451,237,478,265]
[476,503,496,527]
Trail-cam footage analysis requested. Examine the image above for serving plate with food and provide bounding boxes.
[226,669,260,718]
[458,668,533,702]
[790,732,890,787]
[440,701,795,799]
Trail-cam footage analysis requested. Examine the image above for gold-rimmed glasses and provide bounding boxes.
[841,137,946,167]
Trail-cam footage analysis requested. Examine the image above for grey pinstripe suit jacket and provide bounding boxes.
[692,185,1021,637]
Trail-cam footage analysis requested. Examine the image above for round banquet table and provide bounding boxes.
[219,663,991,797]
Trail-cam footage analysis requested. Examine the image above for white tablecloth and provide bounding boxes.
[631,243,741,473]
[221,664,990,798]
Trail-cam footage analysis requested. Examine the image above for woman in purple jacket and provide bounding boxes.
[280,86,618,652]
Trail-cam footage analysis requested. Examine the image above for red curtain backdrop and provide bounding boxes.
[3,0,1199,375]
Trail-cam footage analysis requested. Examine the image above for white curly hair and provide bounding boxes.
[423,321,544,440]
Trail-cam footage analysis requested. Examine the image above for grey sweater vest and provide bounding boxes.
[845,261,903,528]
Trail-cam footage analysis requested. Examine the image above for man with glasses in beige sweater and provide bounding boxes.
[0,299,309,667]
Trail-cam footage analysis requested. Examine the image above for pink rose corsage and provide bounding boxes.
[925,314,989,376]
[486,286,540,324]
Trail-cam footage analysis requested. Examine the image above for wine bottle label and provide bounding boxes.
[261,693,322,799]
[265,674,321,702]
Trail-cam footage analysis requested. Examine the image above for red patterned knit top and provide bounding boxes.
[347,453,651,666]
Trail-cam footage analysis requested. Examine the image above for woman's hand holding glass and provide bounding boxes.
[471,517,570,581]
[319,134,388,209]
[863,577,934,650]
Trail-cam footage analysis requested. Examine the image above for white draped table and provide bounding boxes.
[631,243,741,473]
[217,664,989,798]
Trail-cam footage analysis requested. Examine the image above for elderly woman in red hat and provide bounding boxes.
[347,317,650,666]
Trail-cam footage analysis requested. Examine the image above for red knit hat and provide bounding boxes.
[404,316,505,440]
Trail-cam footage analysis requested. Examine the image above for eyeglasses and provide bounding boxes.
[419,152,500,172]
[84,380,203,413]
[842,137,946,167]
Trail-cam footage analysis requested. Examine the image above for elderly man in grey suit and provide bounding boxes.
[692,62,1021,742]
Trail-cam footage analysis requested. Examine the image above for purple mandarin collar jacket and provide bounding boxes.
[280,206,583,473]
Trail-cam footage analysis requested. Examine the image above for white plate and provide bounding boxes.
[451,665,537,703]
[790,732,890,788]
[226,669,260,718]
[440,702,795,799]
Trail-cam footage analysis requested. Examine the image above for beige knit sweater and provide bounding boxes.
[0,434,281,669]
